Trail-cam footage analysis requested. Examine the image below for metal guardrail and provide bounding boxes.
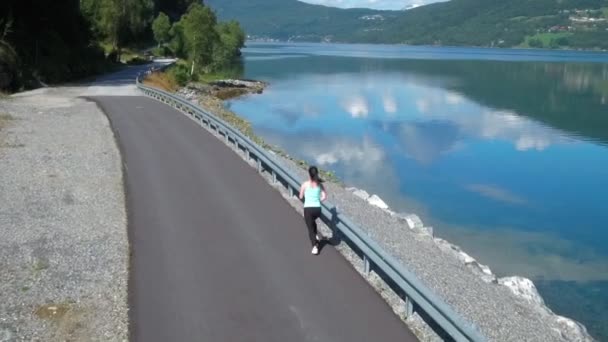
[135,69,487,342]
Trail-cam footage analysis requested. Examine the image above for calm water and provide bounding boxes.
[230,42,608,339]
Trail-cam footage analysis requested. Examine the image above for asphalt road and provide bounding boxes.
[92,96,418,342]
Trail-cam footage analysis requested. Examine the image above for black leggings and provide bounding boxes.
[304,207,322,247]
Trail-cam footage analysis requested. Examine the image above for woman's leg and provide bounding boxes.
[311,207,322,244]
[304,208,317,247]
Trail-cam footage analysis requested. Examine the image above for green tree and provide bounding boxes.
[528,38,544,48]
[1,0,107,88]
[212,21,245,69]
[169,20,187,58]
[84,0,154,60]
[167,3,246,75]
[555,37,569,46]
[0,18,18,89]
[152,12,171,47]
[549,38,560,49]
[181,3,218,74]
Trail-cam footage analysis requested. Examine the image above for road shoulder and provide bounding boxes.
[0,91,128,341]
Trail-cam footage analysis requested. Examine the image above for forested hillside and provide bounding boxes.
[208,0,608,49]
[0,0,245,91]
[1,0,104,90]
[206,0,398,42]
[383,0,608,48]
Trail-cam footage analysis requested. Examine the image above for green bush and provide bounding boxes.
[106,50,119,63]
[152,46,172,57]
[528,38,543,48]
[127,56,150,65]
[168,64,190,86]
[555,37,569,46]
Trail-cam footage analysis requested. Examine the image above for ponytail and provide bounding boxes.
[308,166,323,184]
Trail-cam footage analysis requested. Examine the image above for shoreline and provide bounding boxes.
[174,80,595,341]
[245,39,608,53]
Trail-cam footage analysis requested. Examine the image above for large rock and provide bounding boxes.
[210,79,268,98]
[392,213,434,236]
[352,189,370,201]
[434,238,475,263]
[498,276,545,306]
[467,261,496,284]
[403,214,424,230]
[367,194,389,209]
[554,316,594,342]
[498,277,595,342]
[434,238,497,283]
[212,79,267,90]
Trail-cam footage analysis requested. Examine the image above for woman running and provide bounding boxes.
[299,166,327,255]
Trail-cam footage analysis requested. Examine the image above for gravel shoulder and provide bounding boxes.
[0,88,128,341]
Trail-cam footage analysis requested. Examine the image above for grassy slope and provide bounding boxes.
[519,32,573,48]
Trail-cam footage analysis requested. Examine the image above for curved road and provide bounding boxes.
[92,95,418,342]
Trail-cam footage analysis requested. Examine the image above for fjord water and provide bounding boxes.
[229,43,608,339]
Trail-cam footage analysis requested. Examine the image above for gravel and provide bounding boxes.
[0,87,128,341]
[179,96,582,342]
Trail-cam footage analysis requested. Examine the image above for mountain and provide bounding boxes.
[206,0,608,49]
[205,0,399,42]
[383,0,608,48]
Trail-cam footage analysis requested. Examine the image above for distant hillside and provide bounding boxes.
[205,0,398,42]
[384,0,608,48]
[206,0,608,49]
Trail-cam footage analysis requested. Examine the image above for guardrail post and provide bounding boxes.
[257,158,262,173]
[272,171,277,184]
[290,186,296,198]
[364,255,371,276]
[403,294,414,318]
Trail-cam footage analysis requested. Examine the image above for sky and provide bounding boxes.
[299,0,447,10]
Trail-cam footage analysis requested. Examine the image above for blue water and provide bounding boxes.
[229,42,608,338]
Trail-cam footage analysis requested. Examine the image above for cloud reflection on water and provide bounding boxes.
[230,69,608,284]
[381,120,461,164]
[341,96,370,118]
[464,183,528,206]
[400,82,570,155]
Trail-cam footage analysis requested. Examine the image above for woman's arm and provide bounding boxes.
[321,184,327,202]
[299,182,307,200]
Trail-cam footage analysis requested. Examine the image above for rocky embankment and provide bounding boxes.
[177,81,269,144]
[181,79,266,100]
[174,82,594,342]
